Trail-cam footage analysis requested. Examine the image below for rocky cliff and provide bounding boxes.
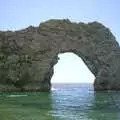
[0,19,120,91]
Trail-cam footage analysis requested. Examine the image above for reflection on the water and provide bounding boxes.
[87,91,120,120]
[0,84,120,120]
[0,92,54,120]
[50,84,120,120]
[50,84,95,119]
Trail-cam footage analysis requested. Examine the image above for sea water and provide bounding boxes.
[0,83,120,120]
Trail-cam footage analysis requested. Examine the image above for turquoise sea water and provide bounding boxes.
[0,83,120,120]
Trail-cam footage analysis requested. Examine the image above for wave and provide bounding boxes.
[51,87,57,91]
[7,94,28,97]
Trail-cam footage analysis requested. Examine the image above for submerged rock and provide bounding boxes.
[0,19,120,91]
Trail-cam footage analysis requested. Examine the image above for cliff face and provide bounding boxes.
[0,19,120,91]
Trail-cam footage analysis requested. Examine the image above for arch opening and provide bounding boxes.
[51,52,95,85]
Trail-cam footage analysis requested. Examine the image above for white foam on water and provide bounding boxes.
[8,94,28,97]
[51,87,57,91]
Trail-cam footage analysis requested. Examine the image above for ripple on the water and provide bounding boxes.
[7,94,28,97]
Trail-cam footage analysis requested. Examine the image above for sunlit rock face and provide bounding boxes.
[0,19,120,91]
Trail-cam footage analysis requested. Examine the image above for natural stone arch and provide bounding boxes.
[0,19,120,91]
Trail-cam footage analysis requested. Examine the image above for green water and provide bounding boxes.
[0,84,120,120]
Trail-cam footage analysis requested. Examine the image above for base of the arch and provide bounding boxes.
[94,79,120,91]
[0,83,51,92]
[1,81,120,92]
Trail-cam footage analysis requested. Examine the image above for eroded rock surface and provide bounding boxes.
[0,19,120,91]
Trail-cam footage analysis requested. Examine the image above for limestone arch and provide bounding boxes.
[0,19,120,91]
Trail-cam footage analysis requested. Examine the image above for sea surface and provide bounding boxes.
[0,83,120,120]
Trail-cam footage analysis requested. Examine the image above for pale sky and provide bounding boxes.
[51,53,95,83]
[0,0,120,83]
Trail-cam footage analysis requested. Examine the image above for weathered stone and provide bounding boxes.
[0,19,120,91]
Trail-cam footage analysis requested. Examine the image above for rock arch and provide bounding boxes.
[0,19,120,91]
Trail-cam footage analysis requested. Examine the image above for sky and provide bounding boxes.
[0,0,120,83]
[51,53,95,83]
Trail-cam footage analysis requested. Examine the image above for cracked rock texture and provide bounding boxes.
[0,19,120,91]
